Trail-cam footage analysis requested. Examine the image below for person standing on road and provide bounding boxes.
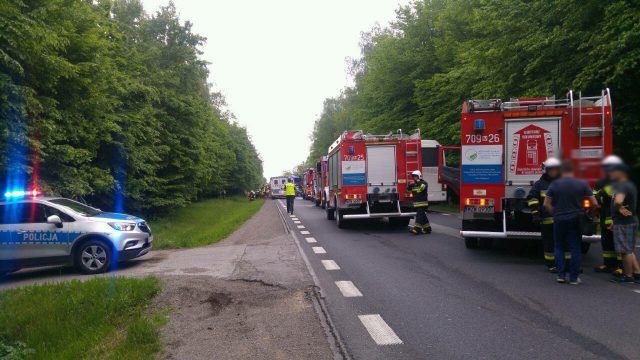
[285,178,296,215]
[544,160,597,285]
[527,157,561,272]
[594,155,624,275]
[409,170,431,235]
[607,163,639,284]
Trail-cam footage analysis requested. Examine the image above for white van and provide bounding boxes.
[421,140,447,202]
[269,177,288,199]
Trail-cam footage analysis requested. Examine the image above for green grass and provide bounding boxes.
[150,197,264,249]
[429,202,460,214]
[0,277,164,360]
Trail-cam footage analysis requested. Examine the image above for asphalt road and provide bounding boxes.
[280,198,640,360]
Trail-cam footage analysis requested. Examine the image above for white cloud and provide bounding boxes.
[141,0,409,178]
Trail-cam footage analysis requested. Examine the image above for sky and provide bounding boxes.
[141,0,410,178]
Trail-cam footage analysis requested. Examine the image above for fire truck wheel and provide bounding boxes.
[464,237,479,249]
[581,242,590,254]
[326,207,335,220]
[479,238,493,249]
[335,208,345,228]
[389,217,410,228]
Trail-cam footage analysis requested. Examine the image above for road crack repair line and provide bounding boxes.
[335,281,363,297]
[358,314,403,346]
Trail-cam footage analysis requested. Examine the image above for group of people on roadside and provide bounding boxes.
[528,155,638,285]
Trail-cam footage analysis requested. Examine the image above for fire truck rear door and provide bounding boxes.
[505,118,561,186]
[366,145,397,193]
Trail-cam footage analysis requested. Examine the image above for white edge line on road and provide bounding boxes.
[305,237,317,243]
[312,246,326,254]
[300,230,310,235]
[321,260,340,270]
[358,314,403,346]
[335,281,363,297]
[297,225,305,229]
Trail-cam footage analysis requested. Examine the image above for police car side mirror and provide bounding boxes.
[47,215,63,228]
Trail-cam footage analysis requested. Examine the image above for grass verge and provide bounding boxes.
[0,277,164,360]
[429,202,460,214]
[150,197,264,249]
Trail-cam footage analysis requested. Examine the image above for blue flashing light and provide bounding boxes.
[474,119,486,130]
[4,189,39,199]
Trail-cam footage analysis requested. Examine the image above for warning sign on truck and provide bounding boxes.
[505,119,560,184]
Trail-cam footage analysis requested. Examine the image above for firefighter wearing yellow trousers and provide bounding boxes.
[409,170,431,235]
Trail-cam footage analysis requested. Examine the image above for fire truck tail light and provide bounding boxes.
[465,198,494,207]
[345,194,362,200]
[584,199,591,208]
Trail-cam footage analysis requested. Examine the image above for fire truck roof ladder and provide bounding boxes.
[403,129,421,184]
[577,89,610,157]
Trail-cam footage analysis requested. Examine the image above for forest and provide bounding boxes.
[307,0,640,176]
[0,0,264,214]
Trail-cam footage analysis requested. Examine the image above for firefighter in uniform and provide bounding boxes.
[409,170,431,234]
[527,157,561,272]
[594,155,624,275]
[285,178,296,214]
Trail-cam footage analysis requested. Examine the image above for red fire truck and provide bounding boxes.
[302,168,314,200]
[325,130,422,228]
[313,156,328,208]
[459,89,612,249]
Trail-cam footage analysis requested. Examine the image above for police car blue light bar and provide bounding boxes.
[4,189,39,198]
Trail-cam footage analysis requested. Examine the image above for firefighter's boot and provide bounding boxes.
[422,225,432,234]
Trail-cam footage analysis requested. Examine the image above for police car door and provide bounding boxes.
[9,202,68,260]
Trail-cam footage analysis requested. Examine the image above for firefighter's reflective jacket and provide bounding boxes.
[409,179,429,207]
[527,173,555,224]
[594,178,613,226]
[285,182,296,196]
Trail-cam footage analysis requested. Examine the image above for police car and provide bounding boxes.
[0,190,152,275]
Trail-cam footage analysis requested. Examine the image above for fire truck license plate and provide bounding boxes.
[464,206,494,214]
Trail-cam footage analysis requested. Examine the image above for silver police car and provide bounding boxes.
[0,193,152,275]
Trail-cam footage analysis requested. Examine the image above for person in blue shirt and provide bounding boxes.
[544,160,597,285]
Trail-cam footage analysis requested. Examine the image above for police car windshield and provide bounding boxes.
[48,198,102,217]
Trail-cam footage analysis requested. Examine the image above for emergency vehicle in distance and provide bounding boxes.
[302,168,314,200]
[313,156,328,208]
[269,176,288,199]
[459,89,612,250]
[325,129,422,228]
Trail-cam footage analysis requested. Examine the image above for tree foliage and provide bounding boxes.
[0,0,263,214]
[308,0,640,174]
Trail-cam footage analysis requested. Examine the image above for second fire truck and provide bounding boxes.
[325,130,422,228]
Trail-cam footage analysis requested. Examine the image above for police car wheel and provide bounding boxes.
[75,240,112,274]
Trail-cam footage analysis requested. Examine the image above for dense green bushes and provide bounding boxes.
[0,0,263,214]
[308,0,640,176]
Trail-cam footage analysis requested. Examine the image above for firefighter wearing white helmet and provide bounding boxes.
[408,170,431,235]
[527,157,563,271]
[593,155,624,274]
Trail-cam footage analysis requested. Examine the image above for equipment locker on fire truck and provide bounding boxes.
[325,130,422,228]
[459,89,613,249]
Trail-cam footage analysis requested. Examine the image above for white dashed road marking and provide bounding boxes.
[297,225,305,229]
[301,230,310,235]
[305,237,317,243]
[335,281,363,297]
[634,290,640,294]
[294,221,301,224]
[312,246,326,254]
[289,214,295,218]
[358,314,403,345]
[322,260,340,270]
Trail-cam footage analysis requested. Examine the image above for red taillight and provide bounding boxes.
[465,198,494,206]
[584,199,590,208]
[344,194,362,200]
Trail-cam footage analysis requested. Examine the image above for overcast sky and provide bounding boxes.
[141,0,409,178]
